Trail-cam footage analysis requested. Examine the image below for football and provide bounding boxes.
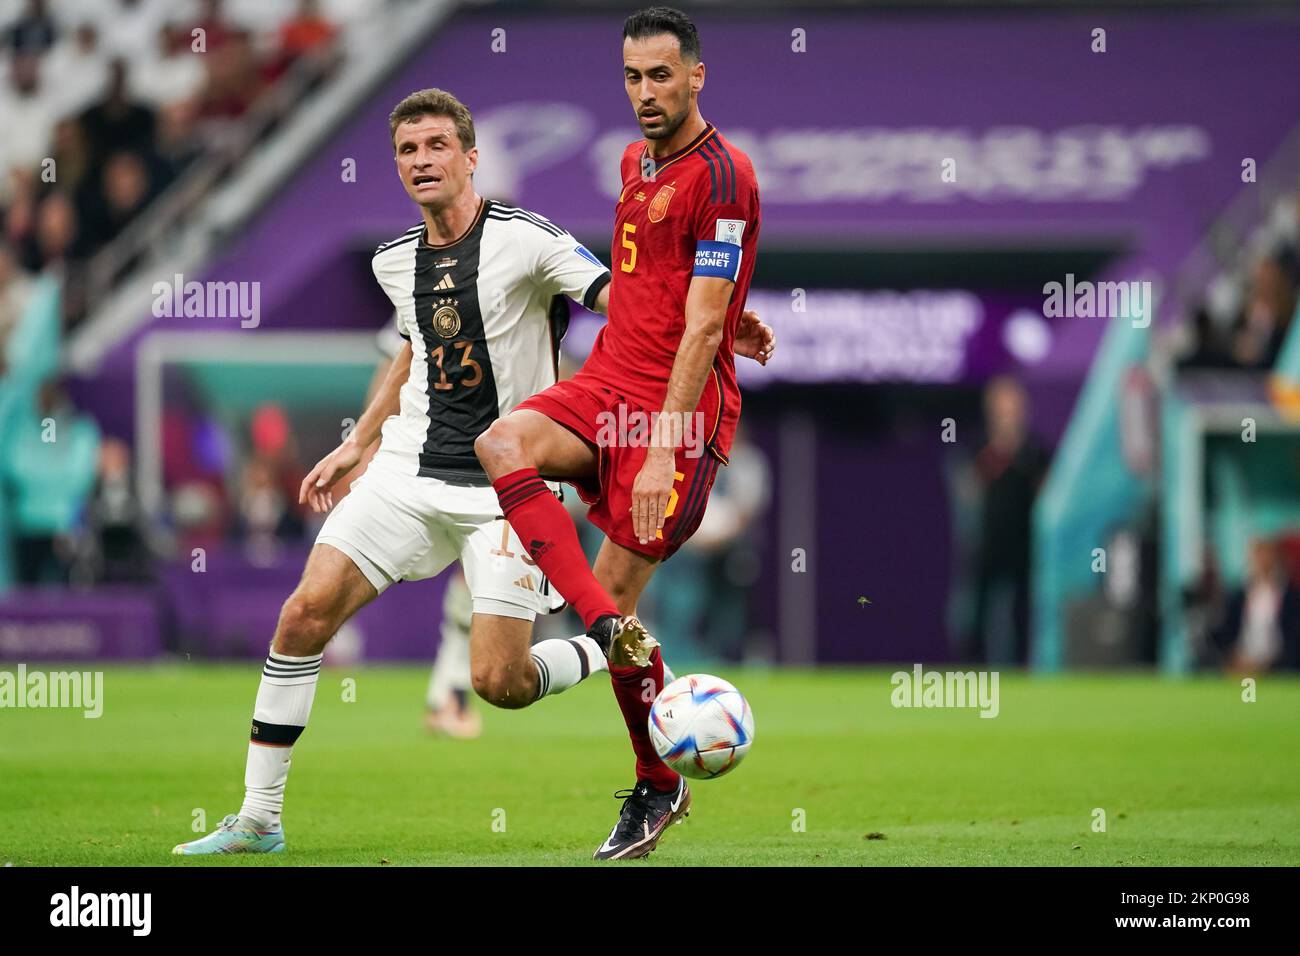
[648,674,755,779]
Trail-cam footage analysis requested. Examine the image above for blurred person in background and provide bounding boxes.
[1176,182,1300,373]
[44,22,108,117]
[133,23,207,113]
[235,456,304,560]
[649,426,771,663]
[1212,537,1300,672]
[197,6,264,122]
[955,376,1049,664]
[4,0,57,57]
[96,0,178,63]
[83,437,154,584]
[29,190,92,325]
[48,118,94,209]
[76,151,157,256]
[28,190,78,270]
[266,0,340,85]
[424,569,481,739]
[1,378,101,585]
[0,243,34,357]
[247,403,306,521]
[0,53,59,187]
[234,403,307,555]
[1232,255,1297,369]
[77,60,158,169]
[154,98,204,184]
[162,392,234,550]
[191,0,236,54]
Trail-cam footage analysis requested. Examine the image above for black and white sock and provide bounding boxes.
[530,635,607,701]
[239,652,322,829]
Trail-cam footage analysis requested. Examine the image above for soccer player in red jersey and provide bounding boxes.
[476,6,773,859]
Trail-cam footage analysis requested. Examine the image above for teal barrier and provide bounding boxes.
[1032,313,1152,671]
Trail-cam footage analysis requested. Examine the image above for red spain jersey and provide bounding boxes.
[577,123,760,463]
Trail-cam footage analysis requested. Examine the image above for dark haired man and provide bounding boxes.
[478,8,771,859]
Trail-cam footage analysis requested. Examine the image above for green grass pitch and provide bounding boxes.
[1,666,1297,866]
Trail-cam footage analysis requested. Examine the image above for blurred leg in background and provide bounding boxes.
[425,569,481,739]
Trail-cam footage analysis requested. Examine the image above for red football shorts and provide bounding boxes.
[514,375,724,560]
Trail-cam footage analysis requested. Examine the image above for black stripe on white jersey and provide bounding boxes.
[374,222,424,255]
[486,208,563,237]
[411,214,499,482]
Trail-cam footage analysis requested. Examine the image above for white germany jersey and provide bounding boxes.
[370,199,610,482]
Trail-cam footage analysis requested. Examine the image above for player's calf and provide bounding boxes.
[470,613,609,708]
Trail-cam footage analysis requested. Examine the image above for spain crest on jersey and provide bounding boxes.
[648,184,676,223]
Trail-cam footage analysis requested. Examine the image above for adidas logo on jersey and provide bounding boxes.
[435,273,455,291]
[513,575,536,591]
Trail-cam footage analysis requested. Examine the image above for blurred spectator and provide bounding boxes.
[234,403,309,566]
[649,428,772,663]
[424,569,481,738]
[1,379,101,586]
[1231,256,1296,369]
[31,191,80,272]
[97,0,179,62]
[76,151,157,255]
[1179,189,1300,373]
[77,60,158,168]
[200,26,264,120]
[154,99,204,185]
[169,481,228,551]
[244,402,306,530]
[44,22,109,117]
[47,118,94,202]
[133,23,207,110]
[959,376,1050,664]
[236,455,305,548]
[162,395,232,549]
[84,437,154,583]
[0,244,34,358]
[1212,537,1300,672]
[278,0,337,63]
[1177,306,1234,370]
[266,0,340,84]
[0,54,59,186]
[191,0,237,54]
[4,0,57,56]
[26,191,92,326]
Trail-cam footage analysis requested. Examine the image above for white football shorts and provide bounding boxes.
[316,451,566,621]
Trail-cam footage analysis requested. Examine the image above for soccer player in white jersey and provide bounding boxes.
[173,88,771,855]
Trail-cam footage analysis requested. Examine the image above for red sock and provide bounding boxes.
[493,468,619,629]
[609,647,679,791]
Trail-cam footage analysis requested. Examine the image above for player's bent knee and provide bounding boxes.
[274,591,338,656]
[474,418,528,474]
[470,665,534,710]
